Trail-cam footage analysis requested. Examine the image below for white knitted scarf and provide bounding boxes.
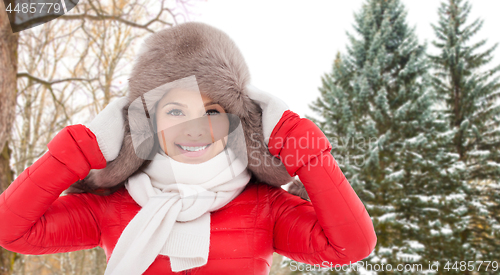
[104,147,251,275]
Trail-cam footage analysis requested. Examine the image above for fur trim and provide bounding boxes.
[287,179,310,201]
[66,22,294,195]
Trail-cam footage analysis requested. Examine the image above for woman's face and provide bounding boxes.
[155,88,229,164]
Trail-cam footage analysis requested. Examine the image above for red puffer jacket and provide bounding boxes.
[0,111,376,275]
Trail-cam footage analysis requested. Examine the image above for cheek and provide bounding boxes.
[157,130,176,143]
[210,118,230,140]
[156,117,171,133]
[156,119,177,144]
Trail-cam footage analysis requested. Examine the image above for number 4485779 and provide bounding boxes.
[5,2,62,14]
[444,261,498,272]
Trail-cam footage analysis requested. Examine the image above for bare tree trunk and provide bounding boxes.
[0,0,19,151]
[0,1,20,274]
[0,143,18,275]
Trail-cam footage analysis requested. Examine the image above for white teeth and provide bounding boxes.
[179,144,209,152]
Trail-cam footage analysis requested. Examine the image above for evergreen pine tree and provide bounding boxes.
[307,0,468,273]
[429,0,500,265]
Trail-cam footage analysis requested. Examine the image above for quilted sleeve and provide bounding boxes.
[268,110,377,266]
[0,125,108,254]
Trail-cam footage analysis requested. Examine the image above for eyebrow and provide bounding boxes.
[161,101,218,108]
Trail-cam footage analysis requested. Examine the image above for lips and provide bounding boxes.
[176,143,210,150]
[176,142,211,147]
[175,143,212,157]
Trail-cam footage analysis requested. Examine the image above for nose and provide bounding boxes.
[182,116,213,138]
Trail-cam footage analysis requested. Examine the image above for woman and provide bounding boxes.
[0,22,376,275]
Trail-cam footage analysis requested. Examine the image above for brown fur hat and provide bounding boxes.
[66,22,308,199]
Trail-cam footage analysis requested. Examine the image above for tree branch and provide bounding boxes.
[17,72,97,85]
[60,8,174,33]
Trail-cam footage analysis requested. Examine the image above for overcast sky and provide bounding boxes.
[188,0,500,120]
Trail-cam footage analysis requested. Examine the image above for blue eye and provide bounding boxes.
[206,109,220,116]
[166,109,183,116]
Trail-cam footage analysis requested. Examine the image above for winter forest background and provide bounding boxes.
[0,0,499,274]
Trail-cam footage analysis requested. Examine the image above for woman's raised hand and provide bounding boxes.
[246,84,331,177]
[245,84,289,146]
[47,125,107,178]
[86,97,129,162]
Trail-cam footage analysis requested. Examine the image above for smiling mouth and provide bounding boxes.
[175,143,212,152]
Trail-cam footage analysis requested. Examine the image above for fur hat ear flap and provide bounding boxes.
[241,98,294,188]
[288,179,310,201]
